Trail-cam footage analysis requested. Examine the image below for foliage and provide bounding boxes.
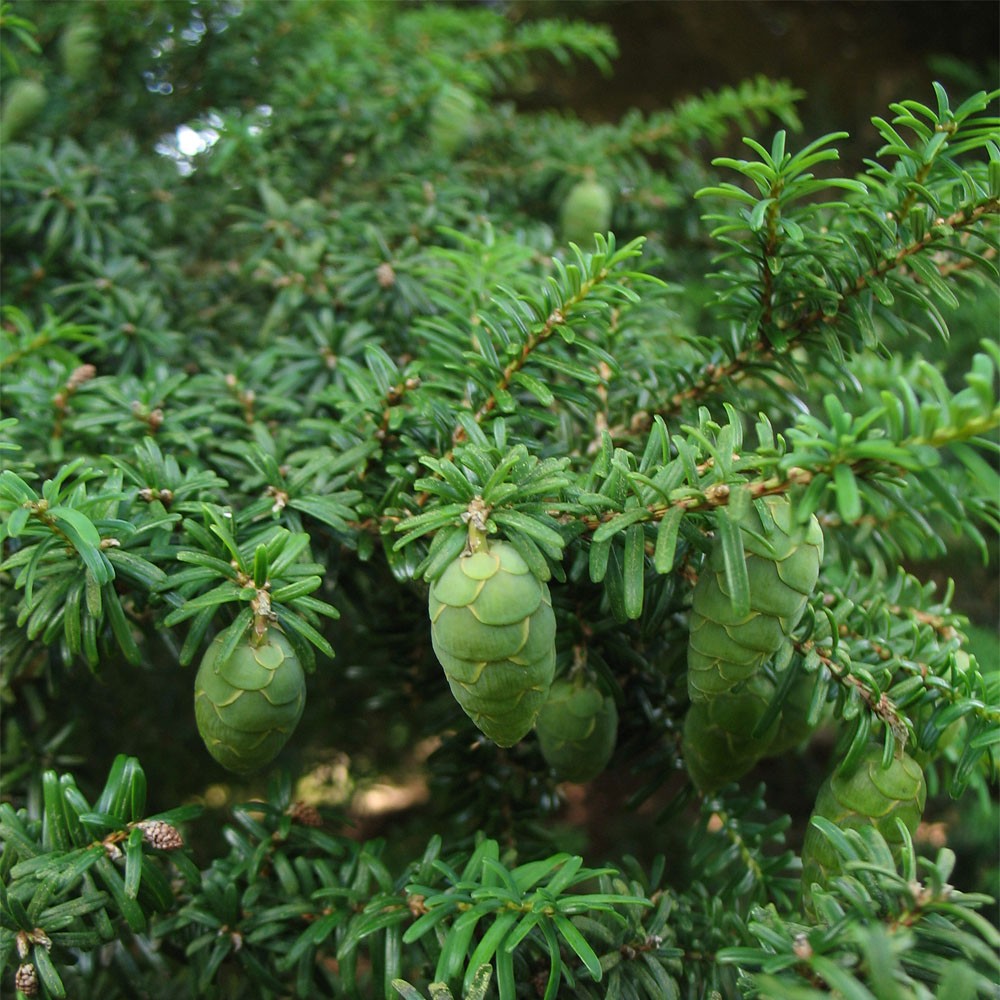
[1,2,998,999]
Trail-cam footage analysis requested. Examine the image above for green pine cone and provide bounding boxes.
[428,84,476,155]
[429,541,556,747]
[536,677,618,782]
[194,628,306,774]
[0,79,48,145]
[60,18,100,81]
[687,497,823,702]
[682,672,779,793]
[765,665,821,757]
[801,746,926,902]
[560,180,612,247]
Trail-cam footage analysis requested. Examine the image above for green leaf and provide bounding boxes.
[715,509,750,619]
[104,584,142,665]
[363,343,401,397]
[276,607,335,658]
[271,577,323,603]
[810,955,878,1000]
[124,826,144,900]
[511,371,554,406]
[653,506,683,574]
[545,855,584,895]
[434,908,480,983]
[463,911,516,992]
[254,544,269,588]
[42,770,72,850]
[623,522,644,620]
[126,760,146,821]
[553,912,601,981]
[492,510,564,555]
[5,504,30,538]
[593,508,648,544]
[0,470,38,502]
[214,608,254,666]
[289,496,355,531]
[402,902,455,944]
[538,916,563,1000]
[833,463,862,523]
[391,980,425,1000]
[104,548,168,588]
[749,197,776,231]
[164,581,242,625]
[50,505,114,584]
[284,911,344,969]
[94,856,146,932]
[33,944,67,998]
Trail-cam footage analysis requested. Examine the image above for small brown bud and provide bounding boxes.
[68,364,97,389]
[138,819,184,850]
[15,963,38,996]
[376,262,396,288]
[705,483,730,503]
[288,801,322,827]
[265,485,289,513]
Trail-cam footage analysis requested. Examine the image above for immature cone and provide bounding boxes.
[60,17,100,80]
[536,677,618,782]
[687,497,823,702]
[0,79,48,145]
[429,541,556,746]
[194,628,305,773]
[428,84,476,155]
[682,672,779,794]
[137,819,184,851]
[765,665,823,758]
[560,180,612,247]
[15,963,38,997]
[801,745,926,904]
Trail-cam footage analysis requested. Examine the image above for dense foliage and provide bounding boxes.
[1,3,998,999]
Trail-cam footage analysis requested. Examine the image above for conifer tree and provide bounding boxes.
[1,3,998,998]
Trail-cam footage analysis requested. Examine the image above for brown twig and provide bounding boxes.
[631,196,1000,431]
